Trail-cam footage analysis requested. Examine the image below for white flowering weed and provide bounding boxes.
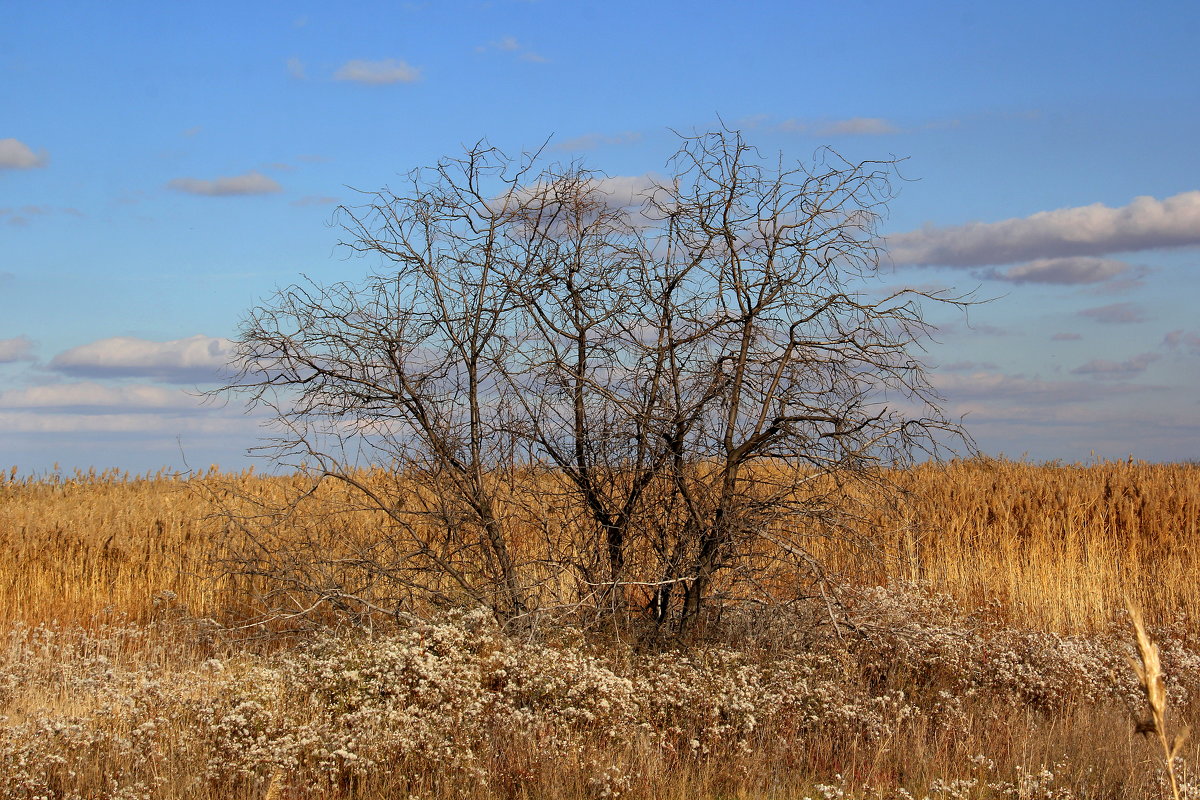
[2,588,1198,798]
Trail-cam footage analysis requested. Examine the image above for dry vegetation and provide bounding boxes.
[2,458,1199,799]
[3,458,1195,632]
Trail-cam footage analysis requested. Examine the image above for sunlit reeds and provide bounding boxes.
[2,459,1195,632]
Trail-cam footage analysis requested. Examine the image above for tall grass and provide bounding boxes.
[2,459,1195,632]
[875,459,1200,631]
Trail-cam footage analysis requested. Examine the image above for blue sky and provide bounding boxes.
[2,0,1199,473]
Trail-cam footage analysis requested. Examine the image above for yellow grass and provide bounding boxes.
[1,458,1196,632]
[875,458,1200,632]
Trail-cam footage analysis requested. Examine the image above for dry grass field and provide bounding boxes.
[2,459,1199,799]
[3,459,1196,632]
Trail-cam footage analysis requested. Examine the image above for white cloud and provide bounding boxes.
[1070,352,1160,380]
[736,113,771,130]
[292,195,338,207]
[889,190,1200,267]
[982,256,1132,285]
[168,171,282,196]
[777,117,900,136]
[1080,274,1150,297]
[934,320,1008,337]
[478,36,547,62]
[1077,302,1148,325]
[0,204,82,227]
[334,59,422,85]
[286,56,307,79]
[0,138,48,169]
[584,175,657,209]
[499,174,657,216]
[554,131,642,151]
[816,117,899,136]
[1164,329,1200,355]
[940,360,997,372]
[0,336,35,362]
[50,335,236,382]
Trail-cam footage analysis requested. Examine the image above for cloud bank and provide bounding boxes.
[168,171,282,196]
[0,382,197,411]
[0,138,48,169]
[890,190,1200,267]
[0,410,251,435]
[50,335,236,382]
[934,370,1147,405]
[334,59,422,84]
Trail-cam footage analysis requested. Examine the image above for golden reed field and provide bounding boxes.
[2,458,1195,633]
[3,458,1200,800]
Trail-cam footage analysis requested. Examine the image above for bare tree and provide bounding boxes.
[219,129,967,637]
